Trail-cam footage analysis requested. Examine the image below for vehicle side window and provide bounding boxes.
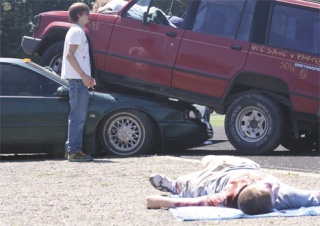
[0,64,14,96]
[237,0,256,41]
[192,0,246,38]
[0,64,60,96]
[269,5,319,55]
[124,0,149,21]
[124,0,187,28]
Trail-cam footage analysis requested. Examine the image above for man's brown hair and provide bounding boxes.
[68,3,90,23]
[237,186,273,215]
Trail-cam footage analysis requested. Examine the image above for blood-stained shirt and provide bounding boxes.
[205,166,264,208]
[206,170,262,208]
[179,165,264,208]
[61,24,91,80]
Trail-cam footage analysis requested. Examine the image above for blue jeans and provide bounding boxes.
[65,80,89,154]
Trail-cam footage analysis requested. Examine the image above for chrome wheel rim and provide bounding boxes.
[108,116,143,152]
[235,107,269,142]
[50,54,62,74]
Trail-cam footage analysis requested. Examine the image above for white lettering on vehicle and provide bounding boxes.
[294,63,320,72]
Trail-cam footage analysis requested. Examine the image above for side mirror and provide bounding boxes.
[57,86,69,98]
[142,12,149,25]
[142,0,153,25]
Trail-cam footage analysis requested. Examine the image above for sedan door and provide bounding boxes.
[0,63,69,145]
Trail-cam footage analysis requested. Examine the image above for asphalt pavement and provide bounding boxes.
[1,122,319,173]
[170,126,320,173]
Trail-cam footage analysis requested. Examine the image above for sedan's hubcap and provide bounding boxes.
[117,125,134,142]
[109,117,141,151]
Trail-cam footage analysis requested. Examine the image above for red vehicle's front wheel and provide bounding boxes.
[225,92,284,155]
[40,41,64,74]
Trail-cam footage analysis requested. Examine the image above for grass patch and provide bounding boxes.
[37,171,65,177]
[286,172,300,177]
[210,114,225,127]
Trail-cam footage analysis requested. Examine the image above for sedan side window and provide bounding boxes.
[237,0,256,41]
[0,64,60,96]
[0,64,15,96]
[192,0,246,38]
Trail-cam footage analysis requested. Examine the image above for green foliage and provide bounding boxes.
[210,114,225,127]
[0,0,92,59]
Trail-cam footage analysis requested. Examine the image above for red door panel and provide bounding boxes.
[173,31,250,98]
[107,17,184,87]
[245,43,320,114]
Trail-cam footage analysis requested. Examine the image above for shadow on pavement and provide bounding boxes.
[1,140,319,162]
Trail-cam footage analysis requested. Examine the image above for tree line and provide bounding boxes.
[0,0,182,60]
[2,0,318,60]
[0,0,92,60]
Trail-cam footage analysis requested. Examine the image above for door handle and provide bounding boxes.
[166,31,177,37]
[231,44,242,51]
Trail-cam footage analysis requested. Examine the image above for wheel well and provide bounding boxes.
[223,73,301,139]
[230,73,290,96]
[38,29,68,56]
[142,111,162,147]
[224,72,291,108]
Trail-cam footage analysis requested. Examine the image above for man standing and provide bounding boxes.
[61,3,96,162]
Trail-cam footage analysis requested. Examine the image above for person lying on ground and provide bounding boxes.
[146,155,320,215]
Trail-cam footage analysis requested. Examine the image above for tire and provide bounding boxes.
[281,131,319,152]
[40,41,64,74]
[225,92,284,155]
[98,110,155,157]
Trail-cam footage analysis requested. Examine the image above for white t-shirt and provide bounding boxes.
[61,24,91,79]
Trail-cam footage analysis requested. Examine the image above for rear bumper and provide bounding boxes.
[21,36,41,55]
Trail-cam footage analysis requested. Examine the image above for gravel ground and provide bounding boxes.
[0,155,319,226]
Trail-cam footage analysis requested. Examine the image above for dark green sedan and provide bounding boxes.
[0,58,212,157]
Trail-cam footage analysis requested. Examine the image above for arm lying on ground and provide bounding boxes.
[146,195,212,209]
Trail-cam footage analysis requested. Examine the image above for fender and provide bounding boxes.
[38,21,97,75]
[38,21,73,40]
[38,22,96,58]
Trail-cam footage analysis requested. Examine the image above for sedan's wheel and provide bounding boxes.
[40,41,64,74]
[99,110,154,156]
[225,92,284,155]
[281,131,319,152]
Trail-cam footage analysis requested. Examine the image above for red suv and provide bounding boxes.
[22,0,320,154]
